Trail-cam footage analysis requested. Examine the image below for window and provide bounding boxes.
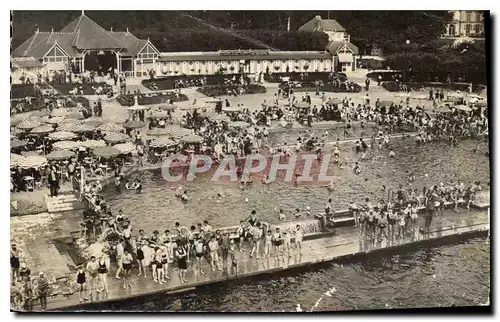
[474,24,481,34]
[465,24,471,35]
[466,12,472,22]
[449,24,456,36]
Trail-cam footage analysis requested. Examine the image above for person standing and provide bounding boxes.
[121,249,133,289]
[36,272,49,311]
[176,243,188,283]
[48,165,59,197]
[250,223,262,259]
[208,236,222,271]
[294,225,303,256]
[115,241,124,279]
[76,265,88,303]
[11,243,20,286]
[220,232,230,267]
[97,253,109,294]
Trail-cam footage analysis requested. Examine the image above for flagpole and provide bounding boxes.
[287,17,290,32]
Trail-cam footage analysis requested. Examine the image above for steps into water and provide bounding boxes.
[45,193,86,213]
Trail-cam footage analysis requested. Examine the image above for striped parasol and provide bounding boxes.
[30,109,50,117]
[31,124,55,135]
[113,142,136,154]
[46,150,75,161]
[149,111,171,119]
[294,101,310,109]
[11,153,24,167]
[65,112,85,120]
[150,136,176,148]
[127,105,150,111]
[98,122,125,133]
[222,106,241,113]
[19,155,48,169]
[53,140,81,150]
[208,114,230,122]
[48,131,77,141]
[181,134,204,144]
[326,98,342,105]
[475,101,487,107]
[164,125,194,139]
[81,140,106,149]
[45,116,68,125]
[92,146,121,158]
[51,107,81,117]
[454,105,472,112]
[103,132,130,144]
[10,112,34,127]
[16,120,42,130]
[378,100,393,107]
[11,138,27,149]
[67,123,97,133]
[123,120,146,129]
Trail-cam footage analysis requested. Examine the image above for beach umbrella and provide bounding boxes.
[222,106,241,113]
[159,104,177,111]
[209,114,230,122]
[454,105,472,112]
[10,112,35,127]
[326,98,342,105]
[475,101,487,107]
[45,116,68,125]
[30,109,50,117]
[468,93,483,99]
[83,117,105,127]
[127,105,149,111]
[103,132,130,144]
[123,120,146,129]
[294,101,310,109]
[181,134,204,144]
[113,142,136,154]
[65,112,84,120]
[31,124,55,135]
[11,138,27,149]
[53,140,81,151]
[411,93,428,100]
[378,100,393,107]
[11,153,24,167]
[149,111,172,119]
[229,121,250,128]
[48,131,77,141]
[164,125,194,139]
[19,155,48,169]
[98,122,125,133]
[147,127,171,137]
[150,136,176,148]
[448,91,464,98]
[81,140,106,149]
[16,120,42,130]
[206,99,223,103]
[46,150,75,161]
[73,123,97,133]
[92,146,121,158]
[51,108,80,117]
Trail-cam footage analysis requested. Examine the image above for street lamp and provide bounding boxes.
[403,39,411,87]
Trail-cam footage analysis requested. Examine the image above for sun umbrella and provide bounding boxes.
[209,114,230,122]
[150,136,176,148]
[16,120,42,130]
[11,138,27,149]
[30,109,50,117]
[326,98,342,105]
[159,104,176,111]
[147,127,171,137]
[181,134,204,144]
[31,124,54,135]
[448,91,464,98]
[229,121,250,128]
[51,108,80,117]
[113,142,136,154]
[468,93,482,99]
[83,117,105,127]
[164,126,194,139]
[48,131,77,141]
[71,123,97,133]
[454,105,472,112]
[98,122,125,133]
[127,105,149,111]
[294,101,310,109]
[411,93,428,100]
[475,101,487,107]
[45,116,68,125]
[206,99,223,103]
[46,150,75,161]
[53,140,81,150]
[81,140,106,149]
[19,155,48,169]
[65,112,84,120]
[10,112,34,127]
[123,120,146,129]
[11,153,24,167]
[395,92,410,98]
[149,111,172,119]
[103,132,130,144]
[92,146,121,158]
[222,106,241,113]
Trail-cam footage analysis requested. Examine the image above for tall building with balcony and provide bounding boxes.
[444,11,485,38]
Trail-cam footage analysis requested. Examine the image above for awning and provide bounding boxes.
[338,53,353,63]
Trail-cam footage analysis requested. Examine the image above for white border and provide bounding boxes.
[2,2,497,321]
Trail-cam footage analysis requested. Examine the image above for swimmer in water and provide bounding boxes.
[327,181,334,193]
[278,208,286,221]
[181,190,189,203]
[353,162,361,175]
[389,150,395,158]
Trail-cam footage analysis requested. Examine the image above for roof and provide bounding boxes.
[11,57,44,69]
[59,14,124,50]
[326,41,359,55]
[158,50,332,62]
[338,53,354,63]
[298,15,346,32]
[12,13,155,58]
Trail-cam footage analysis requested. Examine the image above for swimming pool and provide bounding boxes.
[104,136,489,232]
